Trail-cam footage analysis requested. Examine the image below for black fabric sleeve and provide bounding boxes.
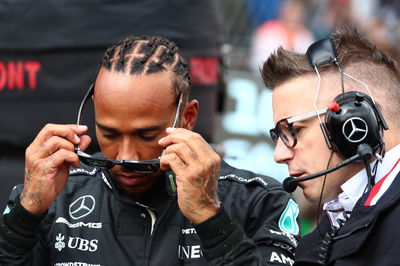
[0,197,46,250]
[0,187,50,266]
[193,182,300,266]
[194,207,246,260]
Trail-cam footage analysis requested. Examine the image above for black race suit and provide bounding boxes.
[0,160,299,266]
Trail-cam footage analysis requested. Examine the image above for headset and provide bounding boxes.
[283,37,389,193]
[306,37,388,159]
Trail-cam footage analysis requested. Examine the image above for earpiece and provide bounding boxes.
[325,91,383,158]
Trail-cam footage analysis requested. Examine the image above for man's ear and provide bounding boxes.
[181,99,199,130]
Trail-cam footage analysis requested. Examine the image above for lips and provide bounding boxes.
[289,172,304,178]
[116,174,148,187]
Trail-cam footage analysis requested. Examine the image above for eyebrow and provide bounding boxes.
[96,122,165,134]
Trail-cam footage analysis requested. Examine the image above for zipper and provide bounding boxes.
[146,208,156,235]
[144,197,177,266]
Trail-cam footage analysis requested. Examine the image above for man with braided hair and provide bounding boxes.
[0,36,299,265]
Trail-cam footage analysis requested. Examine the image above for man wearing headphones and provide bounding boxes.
[262,26,400,265]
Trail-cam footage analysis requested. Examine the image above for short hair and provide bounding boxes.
[98,35,190,102]
[262,26,400,118]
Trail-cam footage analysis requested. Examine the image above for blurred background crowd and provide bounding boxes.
[1,0,399,235]
[218,0,400,234]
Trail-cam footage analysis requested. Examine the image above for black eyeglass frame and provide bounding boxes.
[75,83,183,173]
[269,107,327,148]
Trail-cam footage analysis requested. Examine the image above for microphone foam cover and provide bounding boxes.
[283,177,297,193]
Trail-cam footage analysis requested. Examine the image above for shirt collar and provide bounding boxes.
[325,144,400,213]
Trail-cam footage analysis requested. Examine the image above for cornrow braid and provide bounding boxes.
[99,35,190,100]
[102,45,117,70]
[137,36,159,75]
[115,38,134,72]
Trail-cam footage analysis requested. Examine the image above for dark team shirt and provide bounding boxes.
[0,160,299,265]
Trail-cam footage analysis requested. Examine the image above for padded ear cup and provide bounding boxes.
[325,91,383,158]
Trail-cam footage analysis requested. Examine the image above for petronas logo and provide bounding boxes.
[2,205,11,215]
[278,199,299,235]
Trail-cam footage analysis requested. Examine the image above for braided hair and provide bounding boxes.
[100,35,190,101]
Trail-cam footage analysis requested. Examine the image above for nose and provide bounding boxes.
[273,138,295,164]
[115,137,140,161]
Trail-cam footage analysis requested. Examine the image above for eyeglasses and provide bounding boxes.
[269,107,327,148]
[75,84,183,173]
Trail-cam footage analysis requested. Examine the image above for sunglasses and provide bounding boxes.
[269,107,327,148]
[75,84,183,173]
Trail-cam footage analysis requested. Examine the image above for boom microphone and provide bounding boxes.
[283,144,373,193]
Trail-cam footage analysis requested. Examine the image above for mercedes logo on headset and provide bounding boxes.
[342,117,369,143]
[69,195,96,220]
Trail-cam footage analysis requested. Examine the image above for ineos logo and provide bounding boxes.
[69,195,95,220]
[342,117,368,143]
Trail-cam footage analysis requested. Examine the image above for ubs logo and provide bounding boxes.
[54,233,98,252]
[342,117,368,143]
[69,195,95,220]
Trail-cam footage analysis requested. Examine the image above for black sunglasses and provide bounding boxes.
[75,84,183,173]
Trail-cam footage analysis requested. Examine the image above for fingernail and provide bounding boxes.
[74,134,80,143]
[158,137,165,144]
[166,127,176,133]
[78,125,88,131]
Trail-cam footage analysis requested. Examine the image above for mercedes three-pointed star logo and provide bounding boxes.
[69,195,95,220]
[342,117,368,143]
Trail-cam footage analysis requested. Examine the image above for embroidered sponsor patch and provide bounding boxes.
[55,233,66,251]
[69,195,95,220]
[2,205,11,215]
[56,217,102,229]
[69,168,97,176]
[54,263,101,266]
[55,233,98,253]
[101,172,112,190]
[269,251,294,265]
[269,229,298,247]
[219,174,268,187]
[278,199,299,235]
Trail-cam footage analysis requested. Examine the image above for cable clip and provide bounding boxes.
[375,153,383,163]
